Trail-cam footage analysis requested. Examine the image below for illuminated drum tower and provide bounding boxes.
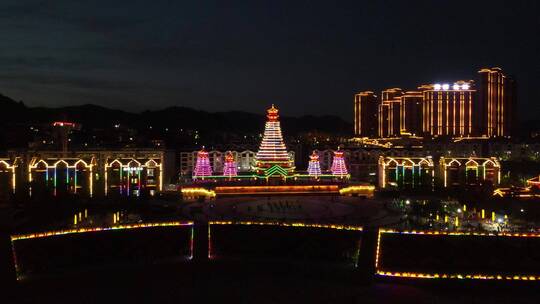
[254,105,295,177]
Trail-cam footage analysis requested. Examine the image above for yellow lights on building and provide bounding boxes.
[0,158,19,193]
[478,68,514,137]
[339,185,375,197]
[28,157,96,197]
[378,156,434,188]
[495,175,540,198]
[400,91,423,136]
[3,152,168,198]
[378,88,403,138]
[361,67,514,139]
[526,176,540,188]
[354,91,378,137]
[420,81,475,137]
[493,186,540,198]
[440,157,501,187]
[181,187,216,200]
[105,158,163,196]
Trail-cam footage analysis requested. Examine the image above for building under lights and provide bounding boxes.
[477,67,516,137]
[377,155,501,189]
[420,80,475,137]
[357,67,516,139]
[0,157,20,196]
[439,157,500,187]
[378,88,403,138]
[253,105,295,176]
[400,91,423,136]
[183,106,356,185]
[354,91,378,137]
[4,149,174,197]
[378,156,435,189]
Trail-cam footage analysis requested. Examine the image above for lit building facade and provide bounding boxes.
[104,156,162,197]
[400,91,423,136]
[356,67,515,139]
[378,103,389,138]
[378,88,403,138]
[354,91,378,137]
[0,157,20,196]
[28,157,96,197]
[477,67,516,137]
[4,149,173,198]
[378,156,435,189]
[439,157,501,187]
[420,81,475,137]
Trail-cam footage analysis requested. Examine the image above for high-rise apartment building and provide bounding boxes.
[400,91,423,136]
[420,81,475,137]
[378,88,402,137]
[354,91,378,137]
[354,67,515,139]
[477,67,516,137]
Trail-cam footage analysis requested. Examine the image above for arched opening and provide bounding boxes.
[483,160,498,185]
[0,162,12,195]
[75,161,89,196]
[54,161,69,196]
[108,160,123,196]
[34,160,49,189]
[126,160,142,196]
[145,160,160,196]
[465,160,479,185]
[401,159,414,188]
[447,159,461,186]
[417,159,432,187]
[385,159,399,186]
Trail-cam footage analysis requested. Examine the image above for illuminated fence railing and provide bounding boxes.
[11,221,194,280]
[375,229,540,281]
[208,221,363,263]
[10,222,193,241]
[214,185,340,195]
[208,221,363,230]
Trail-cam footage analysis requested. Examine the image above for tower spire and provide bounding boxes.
[254,105,295,176]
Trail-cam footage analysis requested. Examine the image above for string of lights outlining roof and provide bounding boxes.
[254,105,295,176]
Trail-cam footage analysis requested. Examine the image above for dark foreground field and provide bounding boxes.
[6,259,540,304]
[4,223,540,303]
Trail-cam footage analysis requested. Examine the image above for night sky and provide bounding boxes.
[0,0,538,121]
